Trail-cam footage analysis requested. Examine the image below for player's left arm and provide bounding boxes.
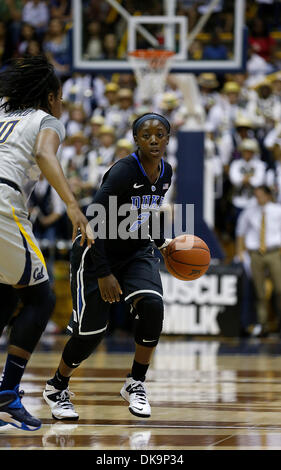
[88,161,132,302]
[153,163,173,254]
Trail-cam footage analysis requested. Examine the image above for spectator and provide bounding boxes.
[228,72,258,109]
[268,71,281,101]
[30,179,65,241]
[102,33,118,60]
[202,29,228,61]
[204,122,224,195]
[22,0,49,39]
[95,125,116,166]
[112,139,134,163]
[264,122,281,150]
[266,140,281,202]
[178,1,199,31]
[85,0,110,23]
[236,185,281,336]
[157,92,187,133]
[59,99,70,127]
[65,103,87,137]
[197,0,224,15]
[0,21,13,69]
[62,72,96,117]
[249,17,276,64]
[83,21,103,60]
[0,0,23,48]
[229,138,266,215]
[60,132,97,210]
[255,0,275,25]
[247,79,281,136]
[117,73,136,92]
[189,39,203,61]
[206,81,245,135]
[49,0,72,22]
[16,23,37,57]
[106,88,135,138]
[29,175,66,284]
[197,73,220,114]
[218,116,255,168]
[88,115,105,150]
[86,124,117,189]
[43,18,71,77]
[93,82,119,118]
[123,105,151,144]
[60,132,88,172]
[246,45,274,79]
[24,39,43,57]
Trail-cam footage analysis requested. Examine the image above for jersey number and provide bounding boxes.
[129,212,150,232]
[0,120,19,144]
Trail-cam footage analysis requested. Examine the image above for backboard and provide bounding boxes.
[73,0,247,74]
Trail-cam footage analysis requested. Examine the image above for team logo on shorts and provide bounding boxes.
[33,266,45,282]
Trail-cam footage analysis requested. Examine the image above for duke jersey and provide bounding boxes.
[87,152,173,278]
[0,108,65,202]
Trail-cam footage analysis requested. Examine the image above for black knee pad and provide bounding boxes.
[0,284,19,336]
[62,332,105,368]
[134,296,164,348]
[9,281,55,352]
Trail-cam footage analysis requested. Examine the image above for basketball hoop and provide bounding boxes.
[128,49,175,107]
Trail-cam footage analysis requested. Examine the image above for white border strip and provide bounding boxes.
[125,289,163,302]
[75,245,108,336]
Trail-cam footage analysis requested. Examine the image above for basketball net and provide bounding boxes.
[128,50,175,107]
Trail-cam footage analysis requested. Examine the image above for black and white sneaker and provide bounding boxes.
[43,383,79,420]
[120,377,151,418]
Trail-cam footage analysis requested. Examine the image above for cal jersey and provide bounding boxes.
[0,108,65,201]
[0,107,65,286]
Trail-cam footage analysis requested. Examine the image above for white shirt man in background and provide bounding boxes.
[236,185,281,336]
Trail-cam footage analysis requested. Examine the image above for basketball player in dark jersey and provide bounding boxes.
[43,113,173,419]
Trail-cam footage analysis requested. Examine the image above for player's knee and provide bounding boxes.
[9,281,55,352]
[17,280,55,324]
[62,333,105,368]
[0,284,20,336]
[134,296,164,348]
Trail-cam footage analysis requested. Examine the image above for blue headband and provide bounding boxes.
[133,113,170,135]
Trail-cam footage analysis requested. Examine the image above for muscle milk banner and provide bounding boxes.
[160,264,243,337]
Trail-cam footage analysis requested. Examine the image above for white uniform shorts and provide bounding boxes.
[0,184,48,286]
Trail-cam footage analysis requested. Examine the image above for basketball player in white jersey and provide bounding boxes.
[0,55,92,431]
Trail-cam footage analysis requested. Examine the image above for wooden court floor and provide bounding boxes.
[1,332,281,451]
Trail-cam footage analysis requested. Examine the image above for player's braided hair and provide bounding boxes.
[0,55,61,114]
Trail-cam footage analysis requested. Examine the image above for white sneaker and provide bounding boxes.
[43,383,79,420]
[120,377,151,418]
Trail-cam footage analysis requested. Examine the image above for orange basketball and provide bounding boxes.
[164,234,211,281]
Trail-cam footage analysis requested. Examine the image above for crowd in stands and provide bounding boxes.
[1,0,281,335]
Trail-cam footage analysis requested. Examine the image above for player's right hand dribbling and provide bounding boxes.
[98,274,123,303]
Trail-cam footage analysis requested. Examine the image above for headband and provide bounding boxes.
[133,113,170,135]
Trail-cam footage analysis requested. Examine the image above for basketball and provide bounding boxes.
[164,234,211,281]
